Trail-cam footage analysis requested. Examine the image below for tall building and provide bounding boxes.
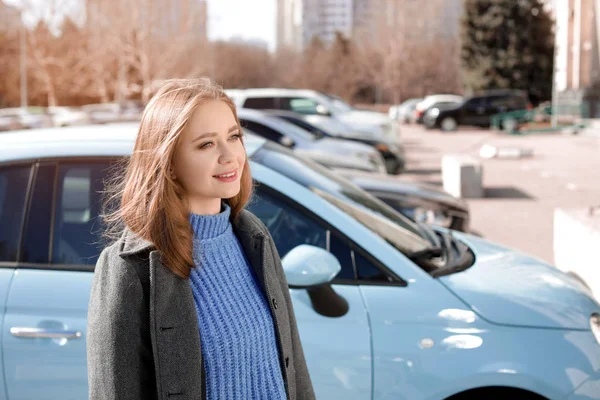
[277,0,354,51]
[554,0,600,91]
[277,0,303,50]
[554,0,600,117]
[364,0,463,43]
[277,0,464,51]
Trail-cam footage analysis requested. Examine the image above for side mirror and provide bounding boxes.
[279,136,295,148]
[316,104,332,116]
[281,245,341,288]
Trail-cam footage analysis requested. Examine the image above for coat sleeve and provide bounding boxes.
[265,232,316,400]
[87,247,157,400]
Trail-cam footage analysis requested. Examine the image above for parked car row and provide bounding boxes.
[0,125,599,400]
[389,89,534,132]
[0,101,144,131]
[226,88,400,146]
[233,108,468,230]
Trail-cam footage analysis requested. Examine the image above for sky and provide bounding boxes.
[207,0,276,51]
[5,0,277,51]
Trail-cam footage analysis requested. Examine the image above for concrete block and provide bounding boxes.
[554,207,600,301]
[479,144,534,159]
[442,155,484,198]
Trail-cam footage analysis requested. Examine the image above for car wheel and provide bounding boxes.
[441,117,457,132]
[501,117,518,133]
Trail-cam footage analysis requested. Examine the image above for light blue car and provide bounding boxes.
[0,124,599,400]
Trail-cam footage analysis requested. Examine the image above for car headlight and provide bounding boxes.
[591,314,600,345]
[428,108,440,118]
[414,207,453,228]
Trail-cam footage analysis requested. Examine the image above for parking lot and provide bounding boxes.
[397,123,600,264]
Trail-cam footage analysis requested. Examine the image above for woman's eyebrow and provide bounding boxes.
[192,125,239,143]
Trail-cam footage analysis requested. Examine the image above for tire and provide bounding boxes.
[501,117,517,133]
[440,117,457,132]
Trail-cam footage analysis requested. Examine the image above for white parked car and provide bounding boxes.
[0,108,53,129]
[412,94,463,124]
[388,98,422,123]
[81,103,122,124]
[47,106,91,127]
[226,88,399,145]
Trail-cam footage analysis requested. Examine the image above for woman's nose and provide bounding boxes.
[218,144,235,164]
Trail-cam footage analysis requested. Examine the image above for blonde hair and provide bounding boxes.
[103,78,253,278]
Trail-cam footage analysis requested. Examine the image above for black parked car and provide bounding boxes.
[425,90,532,132]
[334,170,470,232]
[261,109,406,174]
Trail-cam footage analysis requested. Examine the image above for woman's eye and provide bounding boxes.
[199,142,213,149]
[230,133,243,141]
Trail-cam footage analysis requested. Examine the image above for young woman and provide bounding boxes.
[87,78,315,400]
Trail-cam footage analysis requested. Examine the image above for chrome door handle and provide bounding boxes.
[10,327,82,339]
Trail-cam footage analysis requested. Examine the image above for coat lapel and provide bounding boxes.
[148,251,204,399]
[232,210,268,290]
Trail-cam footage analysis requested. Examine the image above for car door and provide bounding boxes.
[0,163,33,399]
[3,161,110,400]
[247,185,372,400]
[462,97,488,126]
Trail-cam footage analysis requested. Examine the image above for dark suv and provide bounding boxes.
[425,90,532,132]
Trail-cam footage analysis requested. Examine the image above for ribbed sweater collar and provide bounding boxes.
[189,203,231,241]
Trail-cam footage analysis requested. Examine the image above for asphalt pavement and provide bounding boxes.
[396,123,600,264]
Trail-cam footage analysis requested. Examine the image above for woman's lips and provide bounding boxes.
[213,170,238,182]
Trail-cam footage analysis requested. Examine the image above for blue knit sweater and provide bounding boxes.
[188,204,287,400]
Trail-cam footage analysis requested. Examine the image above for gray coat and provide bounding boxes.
[87,209,315,400]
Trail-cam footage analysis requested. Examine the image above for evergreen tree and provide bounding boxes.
[461,0,555,103]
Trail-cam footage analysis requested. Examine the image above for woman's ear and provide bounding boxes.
[169,167,176,180]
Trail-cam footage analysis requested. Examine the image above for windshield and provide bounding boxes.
[262,115,322,142]
[253,142,434,255]
[315,92,354,114]
[276,116,327,139]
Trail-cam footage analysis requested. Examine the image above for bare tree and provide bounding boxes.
[84,0,210,102]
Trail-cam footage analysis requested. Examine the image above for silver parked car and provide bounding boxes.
[238,109,387,174]
[0,108,53,130]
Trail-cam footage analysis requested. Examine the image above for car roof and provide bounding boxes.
[0,123,266,164]
[259,109,308,120]
[229,88,322,99]
[237,108,316,142]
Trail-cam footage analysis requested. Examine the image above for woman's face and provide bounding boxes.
[172,100,246,215]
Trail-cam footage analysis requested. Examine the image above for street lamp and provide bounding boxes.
[19,10,28,109]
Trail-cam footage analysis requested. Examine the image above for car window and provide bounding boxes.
[240,119,284,143]
[51,163,111,265]
[354,249,396,283]
[276,116,326,139]
[243,97,278,109]
[248,186,356,281]
[280,98,322,115]
[465,97,486,111]
[21,164,56,264]
[494,95,527,110]
[0,165,32,262]
[248,186,327,258]
[329,233,355,281]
